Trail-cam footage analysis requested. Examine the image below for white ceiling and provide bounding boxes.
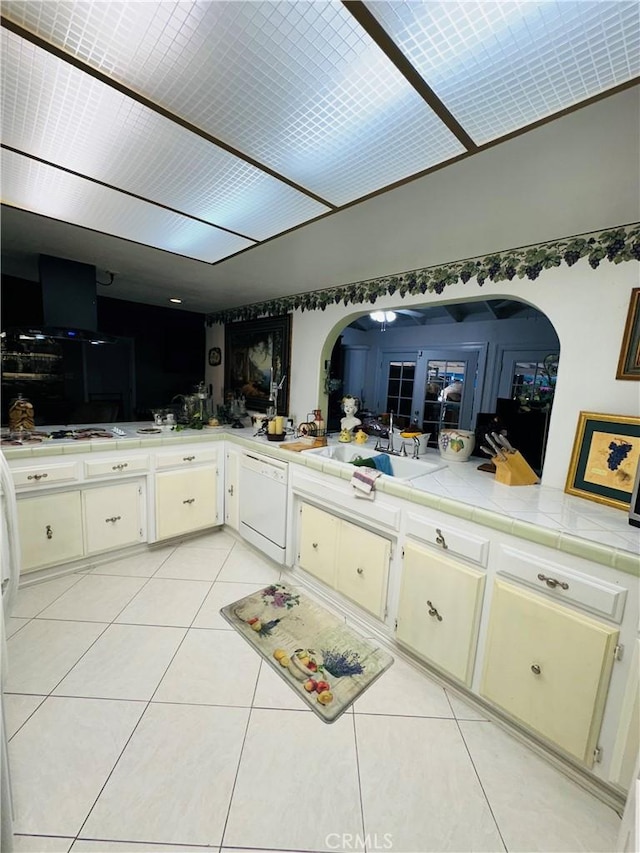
[1,1,638,314]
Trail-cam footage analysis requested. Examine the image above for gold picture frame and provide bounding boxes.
[565,411,640,510]
[616,288,640,380]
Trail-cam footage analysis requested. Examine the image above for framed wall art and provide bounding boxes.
[565,411,640,510]
[224,314,292,415]
[616,288,640,380]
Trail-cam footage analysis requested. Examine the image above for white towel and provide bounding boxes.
[350,467,382,500]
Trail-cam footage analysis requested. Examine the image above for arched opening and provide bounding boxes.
[324,298,560,474]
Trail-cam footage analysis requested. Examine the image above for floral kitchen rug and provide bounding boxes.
[220,583,394,723]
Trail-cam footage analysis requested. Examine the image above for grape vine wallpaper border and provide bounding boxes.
[206,223,640,326]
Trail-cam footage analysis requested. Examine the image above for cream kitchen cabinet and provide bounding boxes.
[17,490,84,572]
[396,540,485,685]
[298,502,339,587]
[480,580,619,766]
[297,502,391,619]
[224,446,240,531]
[155,465,218,540]
[83,482,144,554]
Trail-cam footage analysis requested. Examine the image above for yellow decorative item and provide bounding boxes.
[339,428,353,443]
[354,429,368,444]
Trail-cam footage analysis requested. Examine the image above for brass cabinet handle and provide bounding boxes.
[531,663,542,675]
[105,516,121,523]
[45,524,53,539]
[112,463,129,471]
[27,473,48,481]
[183,498,196,504]
[312,542,318,549]
[435,528,448,549]
[537,573,568,590]
[356,567,364,575]
[183,456,196,462]
[427,600,443,621]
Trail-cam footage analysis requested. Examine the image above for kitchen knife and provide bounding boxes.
[480,444,496,458]
[485,433,507,460]
[492,432,516,453]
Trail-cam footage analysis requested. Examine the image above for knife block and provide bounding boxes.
[493,451,539,486]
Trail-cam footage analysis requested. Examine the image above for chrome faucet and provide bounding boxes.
[374,410,407,456]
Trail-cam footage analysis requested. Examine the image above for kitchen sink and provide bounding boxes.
[303,443,446,480]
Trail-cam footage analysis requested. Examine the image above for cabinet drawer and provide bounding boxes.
[406,512,489,566]
[12,462,79,488]
[83,483,145,554]
[397,542,485,685]
[496,545,627,623]
[85,456,149,478]
[155,448,217,470]
[17,490,83,572]
[336,521,390,619]
[480,581,619,765]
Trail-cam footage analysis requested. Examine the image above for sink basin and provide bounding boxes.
[303,443,446,480]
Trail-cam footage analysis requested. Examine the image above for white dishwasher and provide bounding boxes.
[239,452,288,564]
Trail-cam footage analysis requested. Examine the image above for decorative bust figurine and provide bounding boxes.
[340,395,361,432]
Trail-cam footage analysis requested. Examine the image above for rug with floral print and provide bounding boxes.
[221,583,394,722]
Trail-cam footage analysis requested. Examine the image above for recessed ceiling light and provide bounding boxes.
[169,298,182,304]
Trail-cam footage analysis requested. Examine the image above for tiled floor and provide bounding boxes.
[5,531,622,853]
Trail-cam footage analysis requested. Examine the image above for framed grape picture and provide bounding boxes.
[565,412,640,510]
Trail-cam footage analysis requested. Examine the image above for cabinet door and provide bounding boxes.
[298,503,339,587]
[18,491,83,572]
[83,483,144,554]
[480,581,619,765]
[155,466,218,540]
[396,541,485,685]
[224,449,240,531]
[336,520,390,619]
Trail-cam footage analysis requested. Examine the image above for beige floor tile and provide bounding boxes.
[37,574,148,622]
[12,574,84,618]
[215,545,282,584]
[6,619,107,694]
[13,836,74,853]
[153,627,260,706]
[356,714,504,852]
[354,654,452,718]
[5,693,46,739]
[53,624,186,700]
[224,708,363,851]
[192,580,265,628]
[9,696,144,836]
[89,545,177,577]
[114,577,212,627]
[153,546,228,581]
[80,703,249,847]
[459,720,621,852]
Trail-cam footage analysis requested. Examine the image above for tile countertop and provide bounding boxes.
[2,423,638,574]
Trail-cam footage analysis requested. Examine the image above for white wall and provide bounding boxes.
[287,259,640,490]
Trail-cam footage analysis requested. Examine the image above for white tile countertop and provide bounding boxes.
[2,423,638,573]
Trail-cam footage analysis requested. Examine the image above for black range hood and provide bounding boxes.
[12,255,116,344]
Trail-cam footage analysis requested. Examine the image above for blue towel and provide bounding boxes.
[372,454,394,476]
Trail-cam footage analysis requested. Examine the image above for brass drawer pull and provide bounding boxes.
[427,600,443,621]
[45,525,53,539]
[531,663,542,675]
[112,463,129,471]
[356,567,364,575]
[183,456,196,462]
[537,573,569,590]
[27,473,48,481]
[435,528,448,550]
[312,542,318,549]
[105,516,121,523]
[183,498,196,504]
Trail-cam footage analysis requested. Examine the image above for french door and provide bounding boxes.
[378,348,481,437]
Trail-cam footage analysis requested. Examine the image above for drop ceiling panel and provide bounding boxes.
[1,0,465,204]
[0,28,329,241]
[0,149,254,263]
[367,0,640,144]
